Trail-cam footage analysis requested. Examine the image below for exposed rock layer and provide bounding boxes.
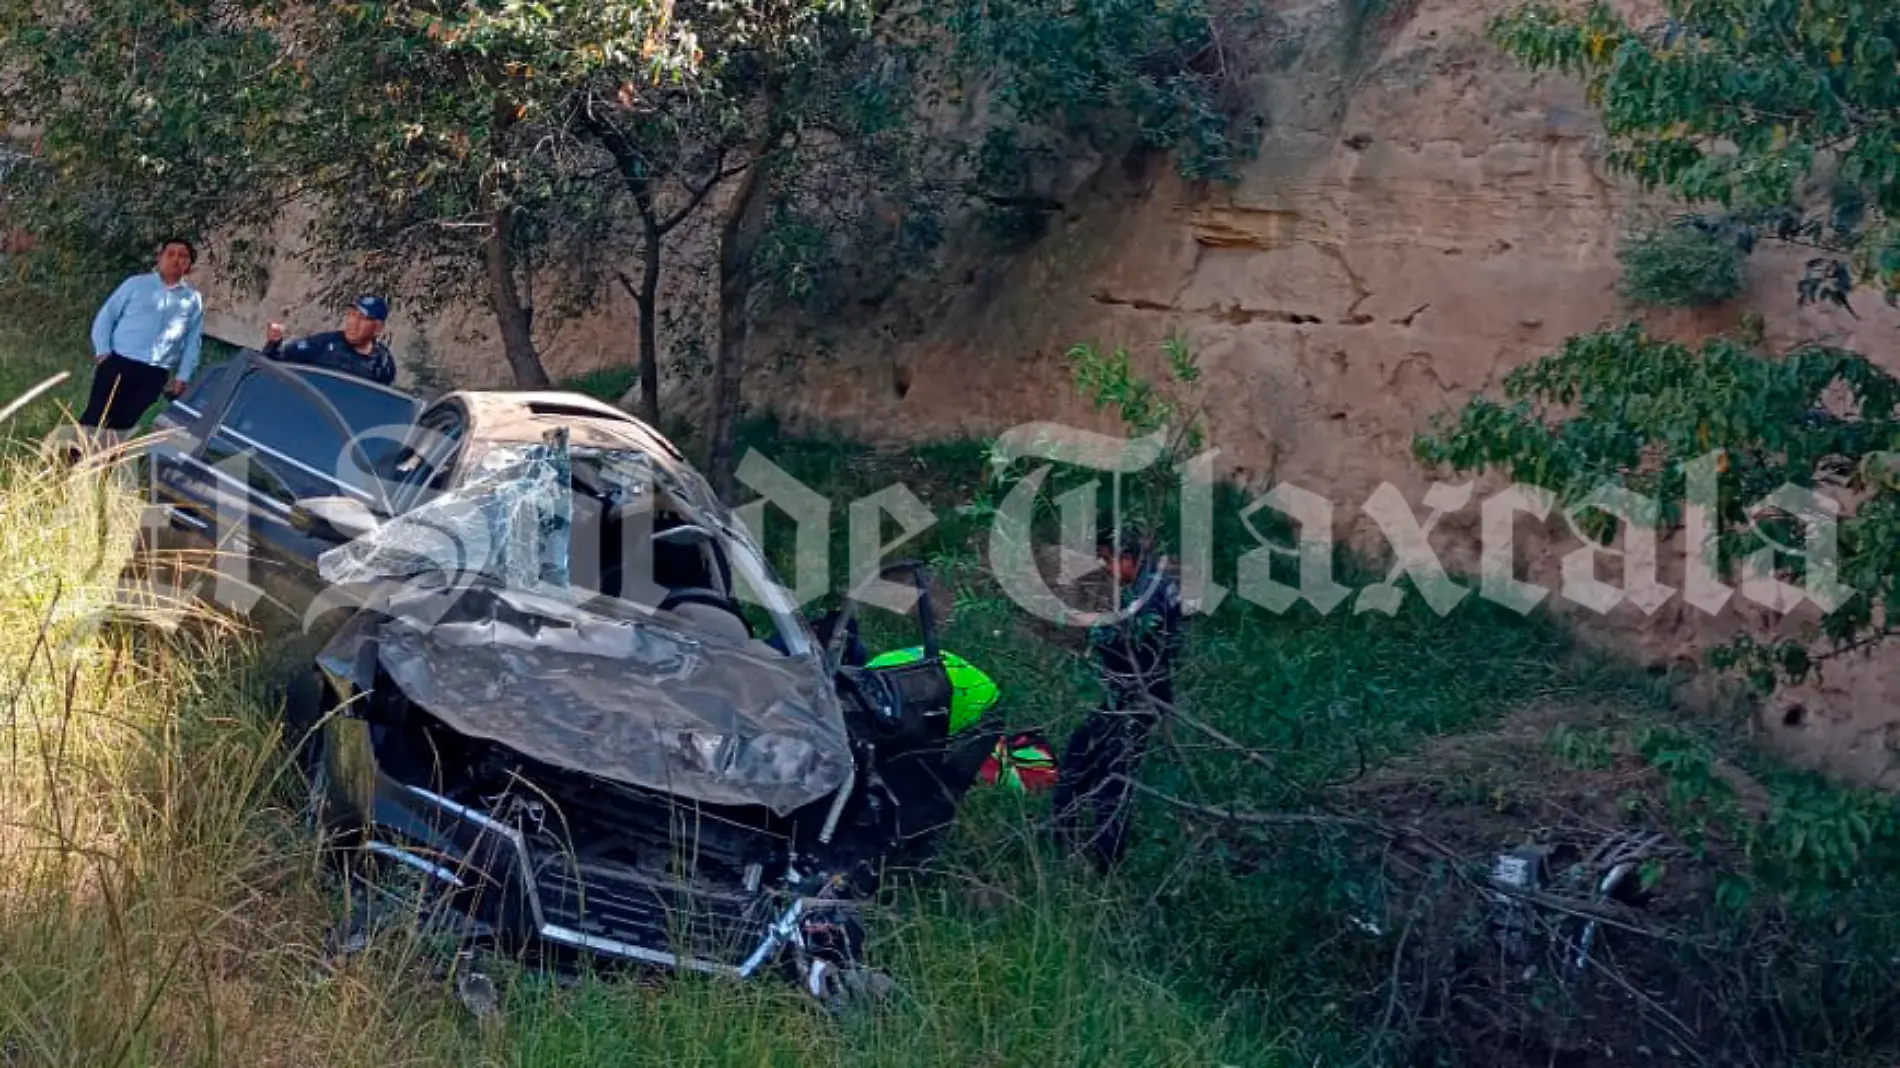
[195,0,1900,786]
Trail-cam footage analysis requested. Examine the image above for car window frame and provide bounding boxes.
[388,401,468,516]
[186,351,408,515]
[198,432,302,508]
[295,365,424,469]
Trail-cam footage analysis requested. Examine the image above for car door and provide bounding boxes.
[147,352,422,622]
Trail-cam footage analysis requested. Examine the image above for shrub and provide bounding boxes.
[1617,221,1748,307]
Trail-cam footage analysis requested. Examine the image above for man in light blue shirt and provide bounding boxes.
[78,237,204,432]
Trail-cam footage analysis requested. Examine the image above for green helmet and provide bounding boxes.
[864,647,999,735]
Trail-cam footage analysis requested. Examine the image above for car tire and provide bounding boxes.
[277,668,359,845]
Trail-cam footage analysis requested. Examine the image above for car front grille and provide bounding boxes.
[530,852,778,964]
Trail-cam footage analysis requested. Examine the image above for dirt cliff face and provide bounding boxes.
[748,0,1900,788]
[194,0,1900,786]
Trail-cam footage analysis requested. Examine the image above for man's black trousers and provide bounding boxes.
[77,355,169,431]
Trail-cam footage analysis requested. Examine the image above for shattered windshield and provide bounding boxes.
[315,424,814,658]
[318,432,574,593]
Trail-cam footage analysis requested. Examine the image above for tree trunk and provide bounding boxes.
[636,209,662,425]
[707,147,772,500]
[583,109,665,422]
[484,205,549,388]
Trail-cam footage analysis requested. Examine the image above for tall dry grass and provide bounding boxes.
[0,290,1280,1066]
[0,432,476,1068]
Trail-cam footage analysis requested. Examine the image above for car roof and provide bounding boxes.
[439,389,692,463]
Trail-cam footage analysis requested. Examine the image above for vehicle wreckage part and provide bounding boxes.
[366,841,468,888]
[1570,860,1637,974]
[312,427,856,816]
[273,417,981,988]
[315,579,855,815]
[317,436,574,593]
[818,767,854,846]
[863,648,999,736]
[360,779,856,979]
[805,958,839,1002]
[454,954,503,1021]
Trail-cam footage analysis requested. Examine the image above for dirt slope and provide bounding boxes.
[191,0,1900,786]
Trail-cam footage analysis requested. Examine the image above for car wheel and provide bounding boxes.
[278,671,361,850]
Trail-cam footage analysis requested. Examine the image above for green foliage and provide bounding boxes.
[1068,334,1207,447]
[558,364,643,404]
[753,204,834,309]
[0,0,297,271]
[281,0,723,309]
[1488,0,1900,308]
[942,0,1262,186]
[1616,218,1748,307]
[1570,718,1900,910]
[1416,322,1900,691]
[1547,722,1616,769]
[955,335,1212,555]
[1433,0,1900,700]
[0,0,1268,402]
[732,16,961,322]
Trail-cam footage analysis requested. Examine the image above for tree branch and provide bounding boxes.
[657,148,748,233]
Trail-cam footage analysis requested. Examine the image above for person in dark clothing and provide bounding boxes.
[263,295,397,386]
[1051,528,1185,872]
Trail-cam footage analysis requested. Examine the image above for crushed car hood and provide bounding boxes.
[310,428,853,816]
[318,578,855,815]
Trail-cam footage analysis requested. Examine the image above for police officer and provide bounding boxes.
[1052,526,1185,872]
[263,295,397,385]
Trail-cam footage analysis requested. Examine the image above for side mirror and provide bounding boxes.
[291,495,380,543]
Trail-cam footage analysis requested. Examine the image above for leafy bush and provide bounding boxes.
[942,0,1264,188]
[1616,221,1747,308]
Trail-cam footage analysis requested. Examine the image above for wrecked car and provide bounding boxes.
[139,349,1003,998]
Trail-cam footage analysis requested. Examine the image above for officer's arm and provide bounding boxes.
[269,337,311,365]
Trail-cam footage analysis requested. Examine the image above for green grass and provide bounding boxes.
[557,364,640,405]
[1617,220,1748,308]
[5,279,1900,1066]
[0,286,104,443]
[0,290,1276,1066]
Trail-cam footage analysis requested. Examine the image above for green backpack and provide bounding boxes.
[863,647,999,736]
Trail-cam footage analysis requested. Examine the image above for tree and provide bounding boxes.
[581,92,749,423]
[279,0,710,390]
[942,0,1265,229]
[0,0,296,280]
[1490,0,1900,311]
[695,0,918,497]
[1415,1,1900,697]
[692,0,1265,495]
[290,0,851,429]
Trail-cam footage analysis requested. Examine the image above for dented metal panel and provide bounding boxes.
[317,579,852,814]
[311,423,853,816]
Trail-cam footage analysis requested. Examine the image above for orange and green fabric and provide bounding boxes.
[979,731,1058,793]
[863,647,999,735]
